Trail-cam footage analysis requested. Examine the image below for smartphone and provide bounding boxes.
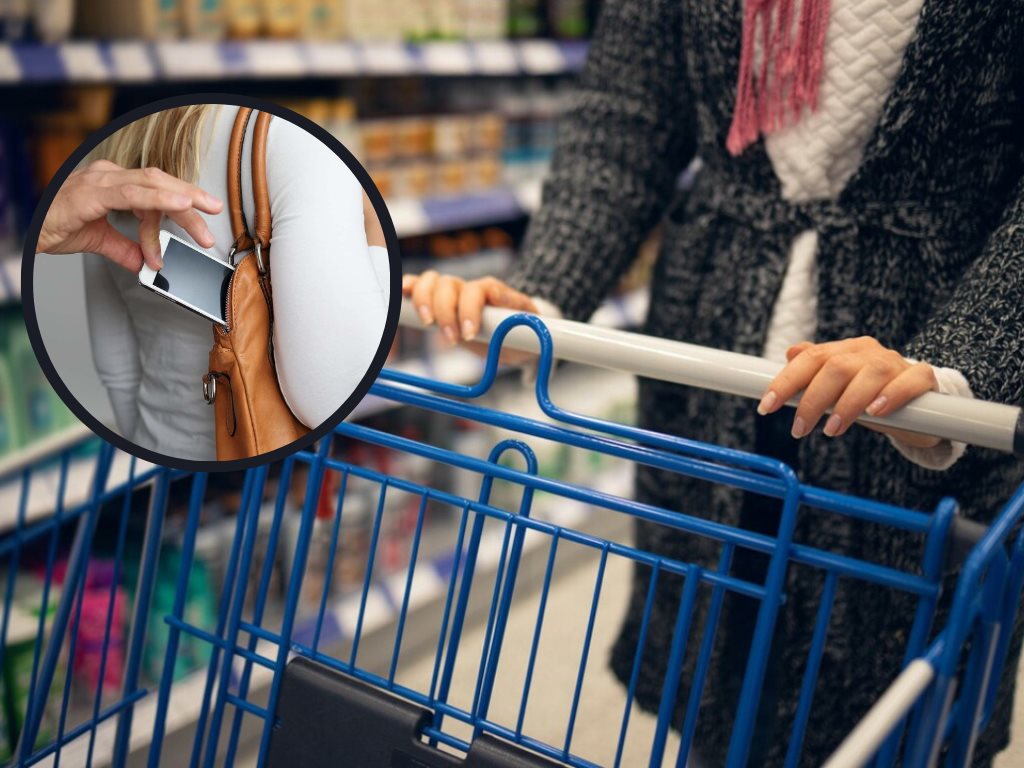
[139,230,235,327]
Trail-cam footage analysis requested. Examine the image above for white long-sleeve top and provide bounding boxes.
[85,105,389,461]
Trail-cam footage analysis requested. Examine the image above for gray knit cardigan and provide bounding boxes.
[508,0,1024,765]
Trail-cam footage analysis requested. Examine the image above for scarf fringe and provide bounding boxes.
[726,0,831,156]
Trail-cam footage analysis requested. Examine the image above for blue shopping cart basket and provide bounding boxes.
[3,307,1024,768]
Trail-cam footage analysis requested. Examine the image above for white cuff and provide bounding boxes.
[887,365,973,471]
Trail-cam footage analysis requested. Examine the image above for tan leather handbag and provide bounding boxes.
[202,107,308,461]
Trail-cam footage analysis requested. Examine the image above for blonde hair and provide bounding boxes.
[90,104,218,182]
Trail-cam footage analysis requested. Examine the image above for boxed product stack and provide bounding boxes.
[0,310,77,458]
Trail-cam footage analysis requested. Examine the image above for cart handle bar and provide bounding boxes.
[399,299,1024,455]
[822,659,935,768]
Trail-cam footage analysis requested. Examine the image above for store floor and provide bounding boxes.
[234,554,1024,767]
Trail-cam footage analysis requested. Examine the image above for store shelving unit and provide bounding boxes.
[0,23,666,765]
[0,39,587,83]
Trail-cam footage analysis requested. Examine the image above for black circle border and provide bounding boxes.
[21,92,402,473]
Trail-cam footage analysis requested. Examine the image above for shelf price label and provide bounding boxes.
[108,42,155,81]
[155,41,226,79]
[304,41,359,75]
[471,41,519,74]
[517,40,564,74]
[387,197,432,238]
[244,41,305,77]
[58,43,109,81]
[0,46,21,82]
[360,42,416,75]
[420,42,474,75]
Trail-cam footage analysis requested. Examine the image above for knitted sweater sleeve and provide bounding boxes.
[506,0,698,322]
[903,168,1024,408]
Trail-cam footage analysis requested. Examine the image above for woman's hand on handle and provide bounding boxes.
[403,272,540,364]
[37,159,223,271]
[758,336,941,448]
[403,272,538,343]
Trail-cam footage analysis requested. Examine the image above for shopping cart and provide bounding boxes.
[3,302,1024,768]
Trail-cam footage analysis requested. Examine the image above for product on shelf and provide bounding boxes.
[226,0,262,38]
[4,318,76,451]
[75,0,180,40]
[41,559,126,701]
[0,352,20,455]
[2,574,64,753]
[182,0,227,39]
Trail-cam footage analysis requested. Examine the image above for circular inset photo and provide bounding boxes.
[24,95,399,471]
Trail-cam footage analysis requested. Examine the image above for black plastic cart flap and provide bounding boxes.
[266,656,562,767]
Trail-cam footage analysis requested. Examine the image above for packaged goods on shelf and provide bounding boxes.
[181,0,226,39]
[48,559,126,699]
[76,0,181,40]
[29,0,77,42]
[2,575,64,754]
[0,313,76,458]
[226,0,261,38]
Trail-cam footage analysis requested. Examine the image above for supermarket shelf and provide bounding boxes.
[0,250,21,306]
[0,422,93,479]
[2,181,542,307]
[0,430,156,535]
[390,177,543,238]
[0,39,588,84]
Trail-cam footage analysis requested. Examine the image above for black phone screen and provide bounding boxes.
[155,238,233,324]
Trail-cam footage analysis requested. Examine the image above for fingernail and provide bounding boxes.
[417,305,433,324]
[866,396,887,416]
[202,227,215,246]
[442,325,458,345]
[757,390,778,416]
[206,193,223,209]
[791,416,809,439]
[823,413,842,437]
[462,320,476,341]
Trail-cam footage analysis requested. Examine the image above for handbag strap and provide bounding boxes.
[227,107,273,270]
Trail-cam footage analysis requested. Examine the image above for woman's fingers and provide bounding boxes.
[867,363,937,417]
[411,271,438,324]
[483,278,539,313]
[789,353,866,437]
[100,167,223,214]
[92,221,144,271]
[136,210,164,270]
[823,360,900,437]
[166,208,215,249]
[759,343,837,415]
[757,336,938,441]
[786,341,813,362]
[433,275,464,345]
[98,183,194,217]
[458,280,486,340]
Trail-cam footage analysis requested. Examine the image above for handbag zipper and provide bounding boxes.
[221,258,239,333]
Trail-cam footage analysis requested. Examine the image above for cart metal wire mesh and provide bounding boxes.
[3,313,1024,767]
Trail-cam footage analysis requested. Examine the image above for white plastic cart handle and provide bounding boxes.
[399,299,1024,455]
[822,660,935,768]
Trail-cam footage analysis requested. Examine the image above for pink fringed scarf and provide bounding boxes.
[726,0,832,156]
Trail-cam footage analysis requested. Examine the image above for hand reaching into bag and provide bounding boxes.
[37,159,224,271]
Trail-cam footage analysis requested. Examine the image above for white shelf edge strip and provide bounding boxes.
[1,40,588,83]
